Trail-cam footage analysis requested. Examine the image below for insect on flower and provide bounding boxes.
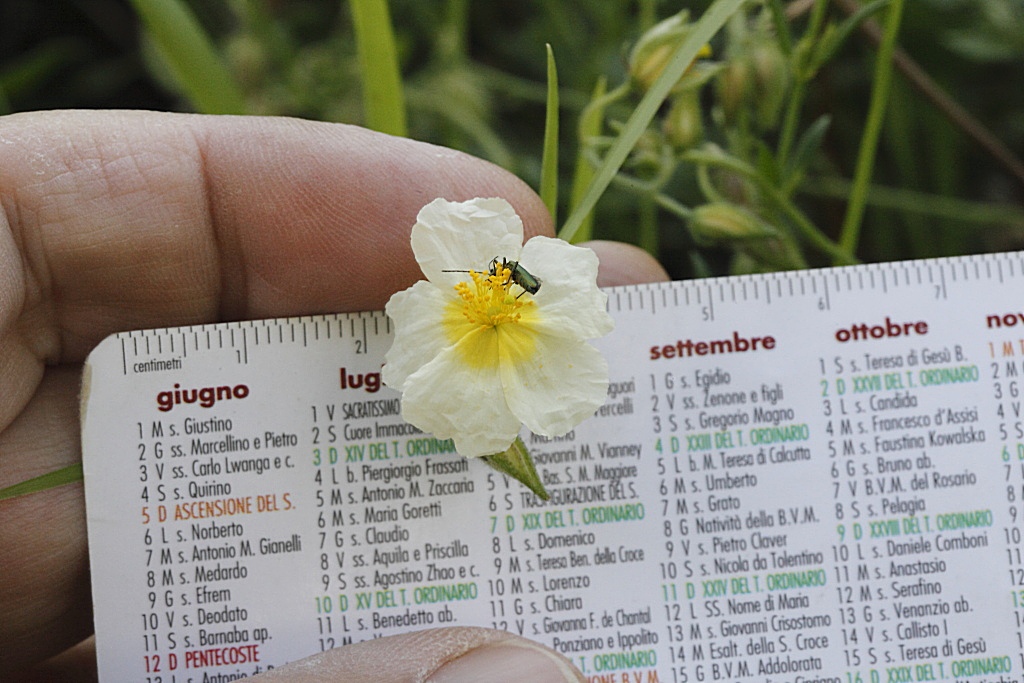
[443,257,542,298]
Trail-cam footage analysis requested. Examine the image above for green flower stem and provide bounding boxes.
[683,148,858,265]
[837,0,905,260]
[559,0,747,243]
[696,163,728,204]
[654,193,694,221]
[0,463,83,501]
[777,0,829,169]
[482,437,549,500]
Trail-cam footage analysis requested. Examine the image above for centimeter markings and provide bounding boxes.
[117,251,1024,370]
[608,250,1024,318]
[117,312,392,374]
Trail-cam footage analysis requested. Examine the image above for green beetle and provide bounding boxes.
[444,256,542,298]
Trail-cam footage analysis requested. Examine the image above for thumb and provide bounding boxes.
[252,627,584,682]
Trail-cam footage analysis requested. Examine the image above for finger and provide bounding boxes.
[0,110,553,672]
[253,627,583,683]
[584,240,670,287]
[0,110,554,369]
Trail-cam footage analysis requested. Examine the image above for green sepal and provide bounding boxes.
[481,436,549,501]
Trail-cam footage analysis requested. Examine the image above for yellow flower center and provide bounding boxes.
[453,267,533,327]
[443,267,537,369]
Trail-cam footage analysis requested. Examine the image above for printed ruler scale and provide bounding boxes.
[84,252,1024,682]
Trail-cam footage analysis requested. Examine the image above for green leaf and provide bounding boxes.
[350,0,407,137]
[558,0,747,243]
[128,0,246,114]
[540,44,559,223]
[0,464,83,502]
[783,114,831,192]
[766,0,793,55]
[482,437,549,500]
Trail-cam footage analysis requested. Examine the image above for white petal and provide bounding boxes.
[400,328,523,458]
[519,236,613,340]
[411,198,525,287]
[381,281,451,391]
[500,330,609,437]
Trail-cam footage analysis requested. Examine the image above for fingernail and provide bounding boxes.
[427,641,583,683]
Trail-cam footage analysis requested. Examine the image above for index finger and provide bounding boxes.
[0,110,554,366]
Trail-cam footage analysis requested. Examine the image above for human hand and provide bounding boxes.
[0,110,668,681]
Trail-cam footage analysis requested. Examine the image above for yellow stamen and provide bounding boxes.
[453,267,533,327]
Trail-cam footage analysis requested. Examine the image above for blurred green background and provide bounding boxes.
[2,0,1023,278]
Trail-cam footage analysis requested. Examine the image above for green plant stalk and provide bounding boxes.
[0,464,83,501]
[441,0,470,60]
[766,0,793,55]
[350,0,407,137]
[654,193,694,221]
[128,0,246,114]
[883,81,929,255]
[837,0,905,259]
[568,77,609,243]
[777,0,829,169]
[776,79,808,173]
[540,45,559,223]
[559,0,747,243]
[684,148,857,264]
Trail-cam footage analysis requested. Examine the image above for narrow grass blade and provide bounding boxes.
[540,44,560,223]
[350,0,407,137]
[0,464,84,502]
[558,0,746,243]
[129,0,246,114]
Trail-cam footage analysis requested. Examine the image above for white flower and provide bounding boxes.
[382,197,613,458]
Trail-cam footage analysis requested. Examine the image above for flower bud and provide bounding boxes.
[750,38,790,130]
[689,203,776,244]
[663,92,703,151]
[629,12,712,93]
[741,235,806,270]
[715,57,750,125]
